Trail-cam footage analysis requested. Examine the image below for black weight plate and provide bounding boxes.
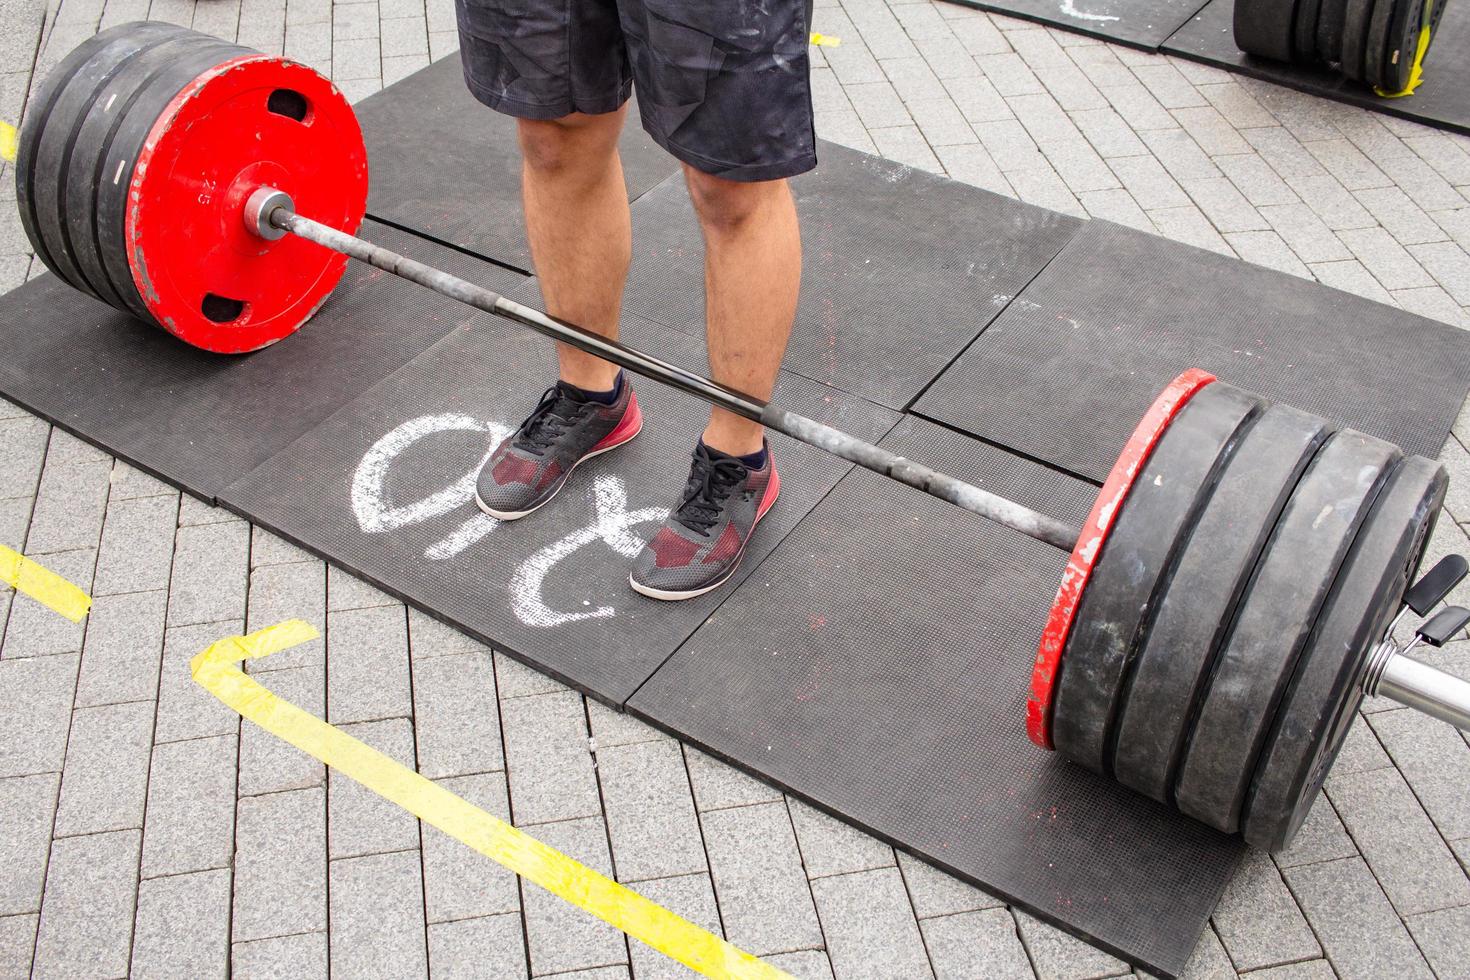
[1340,0,1377,79]
[1174,431,1399,833]
[1111,403,1332,803]
[30,24,183,305]
[1317,0,1353,63]
[1296,0,1325,60]
[1383,0,1427,92]
[1244,456,1446,851]
[64,33,239,319]
[1052,383,1261,776]
[1364,0,1397,90]
[94,37,251,324]
[14,25,139,289]
[1235,0,1301,60]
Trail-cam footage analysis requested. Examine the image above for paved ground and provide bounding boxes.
[2,0,1470,977]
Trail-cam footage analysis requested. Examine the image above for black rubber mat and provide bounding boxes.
[0,220,524,502]
[223,285,899,703]
[1163,0,1470,136]
[944,0,1212,47]
[912,219,1470,483]
[618,141,1081,410]
[355,56,681,270]
[629,415,1242,977]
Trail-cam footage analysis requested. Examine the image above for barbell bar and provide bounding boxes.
[16,23,1470,851]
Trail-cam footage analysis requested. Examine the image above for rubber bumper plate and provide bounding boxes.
[1235,0,1303,60]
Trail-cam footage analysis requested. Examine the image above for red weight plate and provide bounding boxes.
[125,56,368,353]
[1027,368,1218,750]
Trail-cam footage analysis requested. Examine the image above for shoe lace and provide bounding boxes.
[674,445,749,536]
[513,385,592,456]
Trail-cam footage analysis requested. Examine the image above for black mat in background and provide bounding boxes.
[0,221,525,503]
[354,56,681,271]
[912,219,1470,483]
[943,0,1210,47]
[223,284,898,703]
[619,142,1081,411]
[1163,0,1470,137]
[630,415,1241,976]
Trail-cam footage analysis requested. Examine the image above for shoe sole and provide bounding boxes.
[475,416,643,521]
[629,472,781,602]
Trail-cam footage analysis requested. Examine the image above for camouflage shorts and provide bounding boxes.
[453,0,817,182]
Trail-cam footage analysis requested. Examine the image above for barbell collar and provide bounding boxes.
[266,200,1085,553]
[1369,646,1470,732]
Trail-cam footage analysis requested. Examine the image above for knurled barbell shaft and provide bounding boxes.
[270,204,1084,552]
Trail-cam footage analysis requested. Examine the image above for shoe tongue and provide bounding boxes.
[553,381,591,405]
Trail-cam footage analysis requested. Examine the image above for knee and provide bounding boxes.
[518,113,619,177]
[686,168,786,236]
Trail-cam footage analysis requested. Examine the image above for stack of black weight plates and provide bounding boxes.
[1234,0,1445,92]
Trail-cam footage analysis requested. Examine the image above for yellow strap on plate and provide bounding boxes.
[0,544,92,622]
[1375,24,1431,98]
[191,621,791,980]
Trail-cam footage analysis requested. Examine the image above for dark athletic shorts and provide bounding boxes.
[453,0,817,182]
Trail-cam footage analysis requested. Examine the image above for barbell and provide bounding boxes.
[16,23,1470,851]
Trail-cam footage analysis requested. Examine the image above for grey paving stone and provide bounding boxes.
[845,79,912,130]
[1108,154,1190,209]
[765,949,835,980]
[0,913,37,979]
[1013,910,1127,979]
[1210,849,1319,971]
[1387,153,1467,213]
[1326,765,1470,915]
[1197,81,1278,129]
[1245,127,1329,179]
[494,650,567,698]
[427,913,527,979]
[142,732,237,878]
[0,653,77,778]
[1148,203,1232,254]
[896,851,1000,919]
[1354,185,1450,245]
[233,931,329,980]
[1172,927,1235,980]
[1039,136,1118,193]
[1274,796,1357,868]
[908,97,977,147]
[40,430,106,468]
[332,0,378,39]
[501,690,600,826]
[31,829,140,980]
[237,662,325,796]
[330,717,419,859]
[1283,856,1433,979]
[700,801,822,956]
[131,868,230,980]
[587,700,668,749]
[1099,79,1182,133]
[250,526,312,567]
[53,699,153,837]
[329,849,430,979]
[1224,230,1312,278]
[1304,138,1392,191]
[409,608,490,661]
[1309,258,1396,305]
[595,739,705,883]
[177,493,239,527]
[1290,171,1405,232]
[422,772,519,924]
[246,559,326,673]
[1405,904,1470,980]
[1444,434,1470,523]
[519,816,628,976]
[869,124,943,173]
[683,746,782,812]
[1337,226,1434,289]
[1008,168,1085,217]
[1173,106,1251,157]
[167,520,249,627]
[936,142,1013,196]
[1215,153,1300,208]
[234,786,327,942]
[1070,107,1146,158]
[1260,203,1351,263]
[1131,63,1205,110]
[1229,958,1335,979]
[1367,706,1470,839]
[330,35,381,81]
[627,873,723,980]
[326,604,412,724]
[1395,285,1470,327]
[1141,128,1222,182]
[0,772,58,915]
[1405,133,1470,186]
[383,51,429,85]
[412,649,503,778]
[154,619,244,744]
[1181,175,1267,233]
[25,457,109,556]
[810,867,932,978]
[941,73,1011,124]
[787,799,894,880]
[1409,241,1470,305]
[1,549,93,660]
[326,562,398,611]
[74,588,167,708]
[921,907,1032,980]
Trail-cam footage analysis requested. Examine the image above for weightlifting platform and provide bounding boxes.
[4,51,1470,976]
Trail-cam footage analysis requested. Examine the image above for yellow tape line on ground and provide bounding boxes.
[810,32,841,47]
[192,621,790,980]
[0,121,16,162]
[0,545,92,621]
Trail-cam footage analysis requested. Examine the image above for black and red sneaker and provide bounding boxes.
[629,442,780,601]
[476,379,642,520]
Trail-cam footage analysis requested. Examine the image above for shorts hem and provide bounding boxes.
[462,74,634,121]
[648,129,818,183]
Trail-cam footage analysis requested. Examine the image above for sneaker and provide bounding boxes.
[629,442,780,601]
[476,378,642,520]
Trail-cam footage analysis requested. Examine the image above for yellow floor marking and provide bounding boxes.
[0,545,92,622]
[192,621,791,980]
[810,32,842,46]
[1,121,16,162]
